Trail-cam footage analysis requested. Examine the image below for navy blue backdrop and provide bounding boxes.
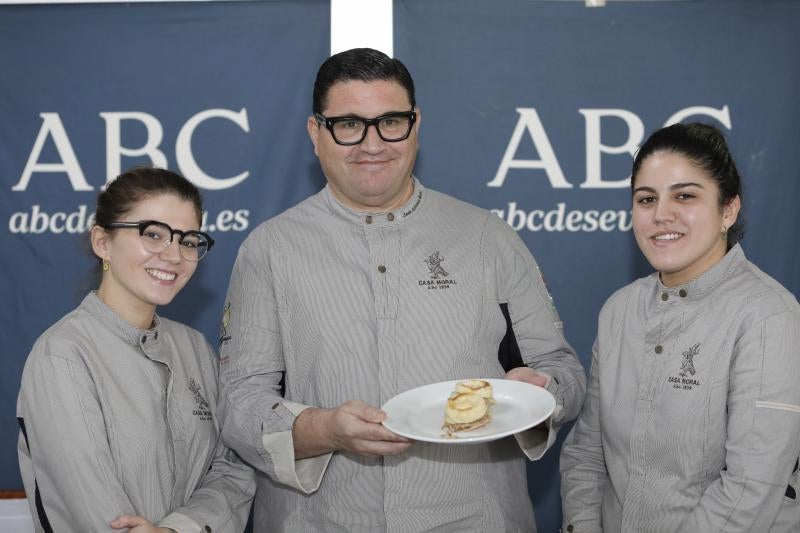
[395,2,800,529]
[3,1,799,531]
[0,0,330,490]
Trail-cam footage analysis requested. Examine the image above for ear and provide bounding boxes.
[90,225,111,261]
[722,194,741,230]
[307,115,320,156]
[413,107,422,131]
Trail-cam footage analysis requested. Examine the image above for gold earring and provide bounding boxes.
[102,260,110,272]
[721,227,728,241]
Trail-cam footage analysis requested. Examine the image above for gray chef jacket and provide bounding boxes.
[218,179,586,532]
[560,245,800,532]
[17,292,255,533]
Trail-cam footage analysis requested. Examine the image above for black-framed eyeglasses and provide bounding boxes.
[315,110,417,146]
[103,220,215,262]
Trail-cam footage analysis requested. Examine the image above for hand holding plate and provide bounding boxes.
[504,366,548,387]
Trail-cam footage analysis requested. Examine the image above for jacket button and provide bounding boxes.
[566,526,574,532]
[204,526,212,533]
[387,212,395,221]
[378,265,386,273]
[365,215,373,224]
[655,345,663,354]
[679,289,687,297]
[661,292,668,301]
[141,335,147,343]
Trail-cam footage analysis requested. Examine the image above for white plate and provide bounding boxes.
[381,379,555,444]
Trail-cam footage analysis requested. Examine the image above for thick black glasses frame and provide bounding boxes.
[315,110,417,146]
[103,220,215,259]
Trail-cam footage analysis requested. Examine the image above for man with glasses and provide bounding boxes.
[218,48,586,532]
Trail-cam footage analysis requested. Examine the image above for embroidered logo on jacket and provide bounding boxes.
[679,342,700,377]
[424,251,449,279]
[419,251,458,290]
[668,342,701,390]
[189,378,212,421]
[219,301,232,351]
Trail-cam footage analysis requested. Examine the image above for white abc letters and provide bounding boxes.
[100,111,168,182]
[489,105,731,189]
[664,105,731,129]
[14,108,251,192]
[175,108,250,190]
[487,108,572,189]
[580,108,644,189]
[13,113,93,191]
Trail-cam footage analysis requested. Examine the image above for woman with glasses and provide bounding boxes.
[560,123,800,532]
[17,167,254,533]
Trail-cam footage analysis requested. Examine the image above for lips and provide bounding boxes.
[353,159,390,166]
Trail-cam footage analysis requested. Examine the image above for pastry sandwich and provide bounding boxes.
[443,379,494,434]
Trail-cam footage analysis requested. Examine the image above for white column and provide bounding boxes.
[330,0,393,56]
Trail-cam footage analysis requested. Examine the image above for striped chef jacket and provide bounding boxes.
[218,179,586,532]
[560,244,800,532]
[17,292,255,533]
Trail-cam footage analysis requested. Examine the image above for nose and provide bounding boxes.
[159,238,182,263]
[653,198,675,223]
[359,123,385,154]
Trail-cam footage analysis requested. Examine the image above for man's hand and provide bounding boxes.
[294,400,412,459]
[110,514,175,533]
[505,366,548,387]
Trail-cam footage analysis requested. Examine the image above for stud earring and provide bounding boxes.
[102,260,110,272]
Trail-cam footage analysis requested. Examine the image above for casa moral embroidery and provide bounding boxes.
[667,342,702,391]
[419,251,458,290]
[189,378,212,420]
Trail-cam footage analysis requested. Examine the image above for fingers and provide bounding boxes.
[110,515,148,529]
[328,400,413,456]
[344,399,386,423]
[360,421,410,443]
[353,438,414,457]
[340,403,409,441]
[505,367,548,387]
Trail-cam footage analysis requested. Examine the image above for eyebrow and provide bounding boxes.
[633,182,705,195]
[326,109,410,119]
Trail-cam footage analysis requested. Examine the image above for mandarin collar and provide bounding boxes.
[653,243,745,302]
[322,177,426,226]
[81,291,162,346]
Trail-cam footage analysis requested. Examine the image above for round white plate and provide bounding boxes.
[381,379,555,444]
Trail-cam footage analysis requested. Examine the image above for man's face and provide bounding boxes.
[308,79,420,212]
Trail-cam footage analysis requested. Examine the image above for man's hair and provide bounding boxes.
[313,48,416,114]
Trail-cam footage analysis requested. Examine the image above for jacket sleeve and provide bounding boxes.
[488,215,587,458]
[217,231,331,493]
[680,308,800,531]
[559,339,605,533]
[159,344,256,533]
[17,352,137,533]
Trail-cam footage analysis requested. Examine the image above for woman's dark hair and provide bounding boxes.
[95,166,203,228]
[631,122,744,249]
[313,47,416,114]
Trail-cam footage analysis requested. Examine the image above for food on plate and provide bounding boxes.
[443,379,495,434]
[454,379,495,404]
